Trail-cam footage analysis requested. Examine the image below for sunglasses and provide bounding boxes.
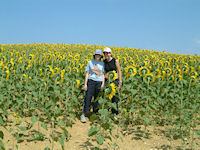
[103,52,111,54]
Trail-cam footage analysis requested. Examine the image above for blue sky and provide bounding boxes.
[0,0,200,55]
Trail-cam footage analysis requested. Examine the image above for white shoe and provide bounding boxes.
[114,116,118,121]
[81,114,86,123]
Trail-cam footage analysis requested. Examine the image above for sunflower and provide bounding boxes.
[120,57,127,65]
[171,58,177,64]
[190,71,198,77]
[125,66,137,78]
[22,74,27,82]
[83,59,89,65]
[72,67,79,74]
[144,59,150,65]
[2,56,6,63]
[29,54,35,61]
[60,69,65,82]
[47,53,52,60]
[160,70,166,77]
[25,61,31,70]
[77,63,83,70]
[74,54,80,60]
[173,69,181,76]
[40,68,43,76]
[154,61,162,68]
[66,66,71,73]
[76,79,81,88]
[171,64,178,70]
[190,76,196,84]
[13,69,16,76]
[175,75,183,82]
[47,65,54,77]
[107,70,118,81]
[144,73,155,83]
[165,68,172,76]
[154,69,161,78]
[54,67,60,74]
[5,70,9,80]
[169,75,175,82]
[139,67,150,77]
[128,60,135,66]
[161,61,170,68]
[105,83,117,99]
[181,65,189,74]
[56,75,61,84]
[189,66,195,72]
[7,58,14,70]
[17,57,23,64]
[0,61,4,68]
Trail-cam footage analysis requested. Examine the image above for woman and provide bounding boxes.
[103,47,122,118]
[81,49,105,123]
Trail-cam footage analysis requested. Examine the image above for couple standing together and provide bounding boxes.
[81,47,122,123]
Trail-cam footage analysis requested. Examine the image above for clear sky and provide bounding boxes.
[0,0,200,55]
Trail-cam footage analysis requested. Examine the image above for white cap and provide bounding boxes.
[103,47,112,53]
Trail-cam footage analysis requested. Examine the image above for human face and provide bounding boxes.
[103,52,112,60]
[94,54,101,61]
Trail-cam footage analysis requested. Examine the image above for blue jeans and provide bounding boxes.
[83,79,102,114]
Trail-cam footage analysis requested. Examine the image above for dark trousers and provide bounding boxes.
[83,79,102,114]
[106,79,119,115]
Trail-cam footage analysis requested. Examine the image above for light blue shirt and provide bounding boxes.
[86,60,105,82]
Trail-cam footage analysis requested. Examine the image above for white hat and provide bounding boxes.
[103,47,112,53]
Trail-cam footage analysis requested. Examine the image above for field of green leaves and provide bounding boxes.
[0,43,200,149]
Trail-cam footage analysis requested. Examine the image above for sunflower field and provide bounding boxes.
[0,43,200,149]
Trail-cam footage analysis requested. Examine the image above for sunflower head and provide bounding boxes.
[169,75,175,82]
[172,64,178,70]
[3,70,9,80]
[144,73,155,83]
[108,70,118,81]
[47,66,54,77]
[66,66,71,73]
[139,67,150,77]
[22,74,27,82]
[171,58,177,64]
[190,71,198,77]
[174,69,181,75]
[163,61,170,68]
[54,67,60,73]
[154,69,161,77]
[165,68,172,76]
[29,54,35,61]
[175,75,183,82]
[190,76,196,84]
[181,65,189,74]
[105,83,116,99]
[76,79,81,88]
[125,66,137,78]
[72,67,79,74]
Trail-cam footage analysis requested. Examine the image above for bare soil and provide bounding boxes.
[0,116,199,150]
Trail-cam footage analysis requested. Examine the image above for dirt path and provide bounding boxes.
[1,117,199,150]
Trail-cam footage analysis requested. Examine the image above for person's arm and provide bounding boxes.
[116,59,122,88]
[84,72,89,91]
[101,73,105,88]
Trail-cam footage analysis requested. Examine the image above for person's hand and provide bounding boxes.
[101,83,104,89]
[83,84,87,91]
[118,82,122,89]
